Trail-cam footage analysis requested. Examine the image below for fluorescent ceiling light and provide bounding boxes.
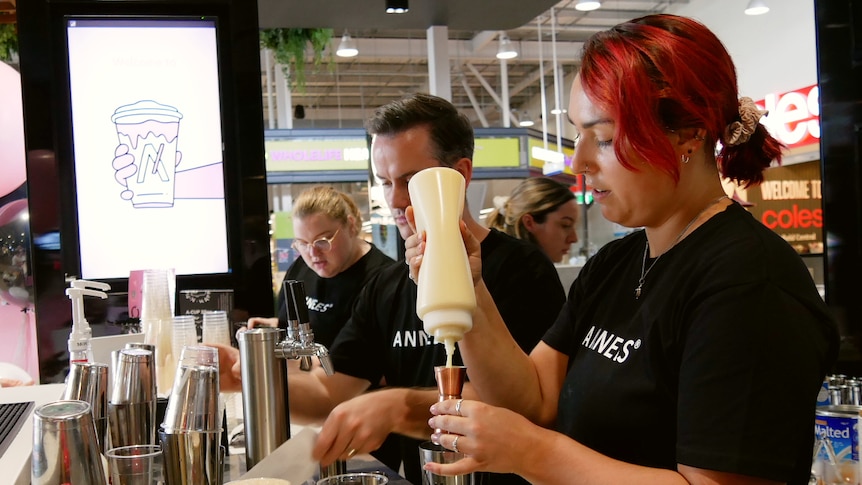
[575,0,602,12]
[744,0,769,15]
[336,31,358,58]
[496,32,518,60]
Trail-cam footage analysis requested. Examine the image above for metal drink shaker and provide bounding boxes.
[62,362,109,453]
[31,400,107,485]
[159,358,224,485]
[238,327,291,469]
[108,348,157,447]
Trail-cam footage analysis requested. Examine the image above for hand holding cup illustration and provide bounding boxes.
[112,100,183,208]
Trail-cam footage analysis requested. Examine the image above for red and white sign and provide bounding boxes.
[756,84,820,150]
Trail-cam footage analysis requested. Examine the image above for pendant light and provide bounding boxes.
[336,30,358,58]
[744,0,769,15]
[574,0,601,11]
[496,32,518,60]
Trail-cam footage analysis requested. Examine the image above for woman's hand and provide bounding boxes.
[425,398,547,477]
[404,206,483,286]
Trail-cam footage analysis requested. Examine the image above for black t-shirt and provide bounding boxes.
[331,228,566,485]
[543,202,838,484]
[276,243,394,347]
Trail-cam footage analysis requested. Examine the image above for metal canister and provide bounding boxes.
[31,400,107,485]
[813,404,862,485]
[237,327,291,469]
[62,362,109,453]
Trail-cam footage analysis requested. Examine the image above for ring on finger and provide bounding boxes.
[452,435,460,454]
[455,399,463,416]
[347,448,357,458]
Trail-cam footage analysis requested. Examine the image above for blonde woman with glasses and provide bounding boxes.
[247,185,394,347]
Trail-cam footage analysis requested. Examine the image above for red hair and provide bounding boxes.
[579,14,783,186]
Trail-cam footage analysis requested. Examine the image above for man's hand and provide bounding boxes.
[311,387,436,466]
[207,343,242,392]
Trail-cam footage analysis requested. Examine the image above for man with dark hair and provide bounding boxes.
[221,93,566,484]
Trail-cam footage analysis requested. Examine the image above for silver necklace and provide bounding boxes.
[635,195,729,299]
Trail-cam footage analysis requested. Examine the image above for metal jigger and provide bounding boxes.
[434,365,466,435]
[435,365,466,401]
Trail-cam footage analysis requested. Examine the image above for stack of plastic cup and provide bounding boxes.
[141,269,176,397]
[201,310,230,346]
[200,310,236,438]
[172,315,198,363]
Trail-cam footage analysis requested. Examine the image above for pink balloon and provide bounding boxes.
[0,199,27,227]
[0,62,27,198]
[0,287,31,309]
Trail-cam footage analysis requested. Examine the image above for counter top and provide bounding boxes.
[1,384,413,485]
[0,383,66,485]
[224,452,413,484]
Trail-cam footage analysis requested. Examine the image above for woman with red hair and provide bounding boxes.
[411,14,838,485]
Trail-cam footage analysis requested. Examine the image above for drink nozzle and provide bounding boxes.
[283,279,301,341]
[270,280,334,375]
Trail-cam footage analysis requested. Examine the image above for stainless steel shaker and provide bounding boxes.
[108,348,157,447]
[62,362,109,453]
[159,428,223,485]
[31,400,107,485]
[238,327,291,469]
[159,347,224,485]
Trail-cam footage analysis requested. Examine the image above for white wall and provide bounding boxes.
[669,0,817,100]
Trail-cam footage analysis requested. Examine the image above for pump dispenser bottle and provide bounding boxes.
[408,167,476,360]
[66,280,111,364]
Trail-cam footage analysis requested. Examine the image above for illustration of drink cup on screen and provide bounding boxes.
[111,100,183,208]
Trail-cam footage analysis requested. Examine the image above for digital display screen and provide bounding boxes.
[65,17,229,279]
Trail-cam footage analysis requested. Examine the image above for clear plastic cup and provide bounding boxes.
[178,345,219,369]
[105,444,163,485]
[172,315,198,360]
[201,310,230,346]
[316,473,389,485]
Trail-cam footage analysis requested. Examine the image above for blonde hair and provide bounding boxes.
[486,178,576,244]
[293,185,363,234]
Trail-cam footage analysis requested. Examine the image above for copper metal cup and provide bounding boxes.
[434,366,466,435]
[434,366,466,401]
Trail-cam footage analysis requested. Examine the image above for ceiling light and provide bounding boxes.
[744,0,769,15]
[550,107,567,115]
[518,111,534,127]
[496,32,518,60]
[336,30,358,58]
[574,0,602,11]
[385,0,409,14]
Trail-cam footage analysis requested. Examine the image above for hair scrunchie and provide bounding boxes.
[722,97,768,147]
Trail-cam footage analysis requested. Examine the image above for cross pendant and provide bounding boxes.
[634,285,642,299]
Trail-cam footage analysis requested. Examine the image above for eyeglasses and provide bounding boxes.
[292,228,340,253]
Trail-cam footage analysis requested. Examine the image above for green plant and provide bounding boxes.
[0,24,18,63]
[260,28,334,92]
